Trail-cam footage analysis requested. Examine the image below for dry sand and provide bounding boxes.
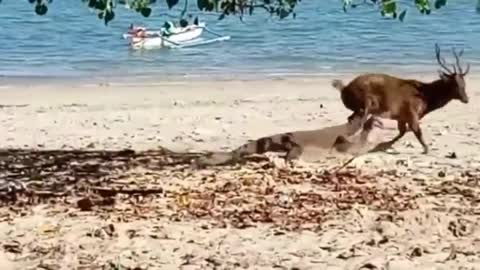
[1,75,480,270]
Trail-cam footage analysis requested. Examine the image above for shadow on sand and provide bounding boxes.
[0,119,389,205]
[0,119,385,185]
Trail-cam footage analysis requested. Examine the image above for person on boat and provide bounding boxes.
[127,24,148,38]
[162,17,198,37]
[162,21,181,36]
[179,18,189,28]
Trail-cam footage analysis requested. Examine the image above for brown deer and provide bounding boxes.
[331,43,470,154]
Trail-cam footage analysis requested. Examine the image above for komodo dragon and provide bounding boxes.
[194,117,383,167]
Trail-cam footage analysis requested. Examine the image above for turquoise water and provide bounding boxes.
[0,0,479,80]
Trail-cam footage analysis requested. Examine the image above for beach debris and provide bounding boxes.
[444,244,457,262]
[85,142,96,149]
[77,197,94,211]
[446,152,458,159]
[410,246,423,258]
[87,224,117,239]
[0,147,420,232]
[3,240,22,254]
[357,262,381,270]
[0,145,479,269]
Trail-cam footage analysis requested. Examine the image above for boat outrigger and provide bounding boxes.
[123,18,231,50]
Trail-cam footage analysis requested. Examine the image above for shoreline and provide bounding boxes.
[2,68,479,88]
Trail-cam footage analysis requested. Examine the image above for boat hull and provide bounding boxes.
[128,23,205,50]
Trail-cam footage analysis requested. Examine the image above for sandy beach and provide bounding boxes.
[1,75,480,270]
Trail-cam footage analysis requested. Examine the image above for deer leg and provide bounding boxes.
[345,110,366,136]
[390,121,408,145]
[345,97,375,137]
[358,98,374,132]
[359,116,384,145]
[408,117,429,154]
[369,121,407,153]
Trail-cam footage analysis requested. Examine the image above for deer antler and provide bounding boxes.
[452,47,470,76]
[435,43,454,74]
[463,63,470,75]
[452,48,463,74]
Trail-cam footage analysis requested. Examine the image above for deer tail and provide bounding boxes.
[331,79,345,92]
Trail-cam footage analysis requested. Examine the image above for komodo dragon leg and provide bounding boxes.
[281,133,304,161]
[332,116,383,153]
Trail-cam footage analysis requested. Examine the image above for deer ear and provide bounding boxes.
[438,70,449,81]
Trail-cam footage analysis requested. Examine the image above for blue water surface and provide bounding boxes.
[0,0,479,81]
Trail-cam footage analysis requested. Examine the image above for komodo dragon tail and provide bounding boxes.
[331,79,345,91]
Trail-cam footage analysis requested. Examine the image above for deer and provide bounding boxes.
[331,43,470,154]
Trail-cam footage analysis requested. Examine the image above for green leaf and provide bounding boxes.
[104,9,115,25]
[166,0,179,9]
[382,0,397,14]
[197,0,208,10]
[140,7,152,16]
[35,3,48,15]
[218,13,225,20]
[95,0,106,10]
[207,1,214,11]
[434,0,446,9]
[415,0,430,13]
[88,0,96,8]
[279,9,289,19]
[398,9,407,21]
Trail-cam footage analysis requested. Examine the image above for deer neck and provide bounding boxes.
[420,79,455,115]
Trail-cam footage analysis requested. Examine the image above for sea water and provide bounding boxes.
[0,0,479,81]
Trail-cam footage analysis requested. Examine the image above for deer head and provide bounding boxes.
[435,43,470,103]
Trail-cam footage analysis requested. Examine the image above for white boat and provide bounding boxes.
[123,22,230,50]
